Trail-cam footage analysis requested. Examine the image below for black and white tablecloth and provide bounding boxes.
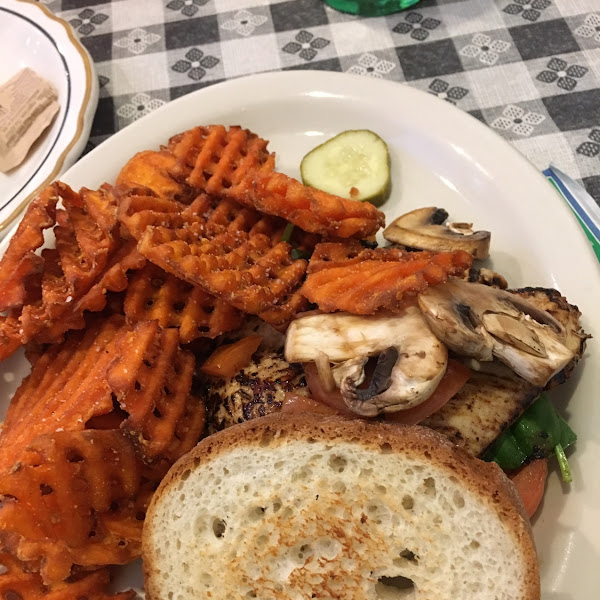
[40,0,600,204]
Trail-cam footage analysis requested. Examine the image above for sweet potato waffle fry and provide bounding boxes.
[137,225,308,320]
[256,289,309,329]
[0,430,143,582]
[116,149,196,203]
[0,314,203,585]
[0,184,59,311]
[107,320,205,464]
[52,187,118,292]
[116,186,200,240]
[118,187,312,324]
[160,125,385,239]
[2,316,203,469]
[118,188,271,242]
[0,183,62,360]
[124,263,243,342]
[0,184,144,359]
[0,553,136,600]
[229,170,385,239]
[30,240,146,344]
[166,125,275,193]
[0,316,124,472]
[301,241,474,314]
[0,313,22,362]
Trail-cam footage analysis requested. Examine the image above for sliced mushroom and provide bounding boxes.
[285,307,448,416]
[466,266,508,289]
[417,280,574,387]
[285,313,417,363]
[384,207,491,259]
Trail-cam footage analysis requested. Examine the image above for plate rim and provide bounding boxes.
[0,4,71,213]
[0,0,98,234]
[71,69,600,275]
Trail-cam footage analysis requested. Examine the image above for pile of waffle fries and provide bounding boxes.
[0,125,472,598]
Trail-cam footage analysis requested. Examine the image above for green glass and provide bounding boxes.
[324,0,421,16]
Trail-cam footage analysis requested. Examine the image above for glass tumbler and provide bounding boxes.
[323,0,422,16]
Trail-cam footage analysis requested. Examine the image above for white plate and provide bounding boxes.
[0,0,98,237]
[1,71,599,598]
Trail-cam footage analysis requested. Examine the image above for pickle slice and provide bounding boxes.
[300,129,391,207]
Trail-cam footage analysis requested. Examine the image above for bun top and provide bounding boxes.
[143,415,540,600]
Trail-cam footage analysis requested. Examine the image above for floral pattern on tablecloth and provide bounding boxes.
[43,0,600,205]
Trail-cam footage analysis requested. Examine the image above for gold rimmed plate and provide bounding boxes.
[0,0,98,236]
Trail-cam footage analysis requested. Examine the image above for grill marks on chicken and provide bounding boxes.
[204,351,308,434]
[423,364,541,457]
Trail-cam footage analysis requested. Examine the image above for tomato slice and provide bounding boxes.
[200,335,262,379]
[304,358,470,422]
[384,359,472,425]
[280,392,340,416]
[509,458,548,519]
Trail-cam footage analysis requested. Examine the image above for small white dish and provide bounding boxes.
[0,0,98,237]
[0,71,598,597]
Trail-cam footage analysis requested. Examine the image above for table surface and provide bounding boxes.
[42,0,600,206]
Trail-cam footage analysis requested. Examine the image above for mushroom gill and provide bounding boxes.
[417,280,574,387]
[383,207,491,259]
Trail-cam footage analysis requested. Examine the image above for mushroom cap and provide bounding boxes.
[285,308,448,417]
[285,313,415,363]
[384,207,491,259]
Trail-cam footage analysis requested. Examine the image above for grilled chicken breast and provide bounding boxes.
[424,288,589,456]
[423,364,540,457]
[204,289,587,457]
[205,350,308,434]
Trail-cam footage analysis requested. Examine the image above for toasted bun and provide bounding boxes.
[143,415,540,600]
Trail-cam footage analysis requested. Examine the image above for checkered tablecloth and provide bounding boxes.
[41,0,600,205]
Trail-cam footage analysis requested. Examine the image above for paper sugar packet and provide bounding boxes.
[0,68,59,173]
